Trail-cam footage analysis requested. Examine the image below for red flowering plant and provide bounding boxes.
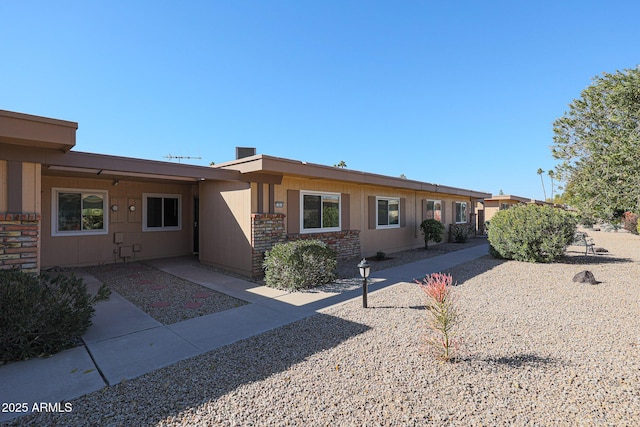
[416,273,461,362]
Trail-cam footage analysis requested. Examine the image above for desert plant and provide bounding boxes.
[375,251,386,260]
[416,273,460,361]
[263,239,337,291]
[488,204,577,262]
[450,223,474,243]
[0,269,110,363]
[420,219,445,249]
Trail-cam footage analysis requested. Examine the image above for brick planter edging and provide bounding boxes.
[250,213,362,279]
[286,230,361,260]
[0,213,40,274]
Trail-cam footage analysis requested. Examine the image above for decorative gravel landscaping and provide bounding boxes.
[9,232,639,426]
[81,263,248,325]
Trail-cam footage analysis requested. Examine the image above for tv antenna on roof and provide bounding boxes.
[163,154,202,164]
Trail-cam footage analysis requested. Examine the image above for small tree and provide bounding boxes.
[420,219,444,249]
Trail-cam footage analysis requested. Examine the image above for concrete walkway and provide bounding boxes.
[0,243,488,423]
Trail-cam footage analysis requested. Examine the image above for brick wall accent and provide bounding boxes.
[0,213,40,274]
[251,213,286,278]
[286,230,361,260]
[250,213,362,278]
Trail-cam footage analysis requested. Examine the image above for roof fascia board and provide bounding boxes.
[218,154,491,199]
[0,110,77,152]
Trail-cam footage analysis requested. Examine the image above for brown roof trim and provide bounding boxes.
[215,154,491,199]
[485,194,532,203]
[0,110,77,152]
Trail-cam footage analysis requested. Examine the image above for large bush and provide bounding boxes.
[1,269,110,363]
[488,204,577,262]
[263,240,337,291]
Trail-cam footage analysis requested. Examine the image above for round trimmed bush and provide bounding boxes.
[0,269,110,363]
[488,204,577,263]
[263,239,337,291]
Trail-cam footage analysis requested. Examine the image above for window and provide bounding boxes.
[143,193,182,231]
[301,191,340,232]
[377,197,400,228]
[425,199,442,222]
[455,201,468,223]
[52,188,108,236]
[500,202,510,210]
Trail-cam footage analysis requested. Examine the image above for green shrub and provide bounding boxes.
[450,223,474,243]
[263,240,337,291]
[420,219,445,249]
[0,269,110,363]
[488,204,577,263]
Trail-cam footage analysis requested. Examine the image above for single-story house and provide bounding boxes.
[482,194,551,225]
[1,110,491,278]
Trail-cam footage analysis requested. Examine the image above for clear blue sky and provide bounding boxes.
[2,1,639,200]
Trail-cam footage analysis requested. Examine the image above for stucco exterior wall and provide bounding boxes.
[273,176,476,258]
[0,160,6,212]
[40,175,195,268]
[198,180,253,277]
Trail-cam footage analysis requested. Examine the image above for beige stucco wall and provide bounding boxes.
[484,199,523,223]
[274,176,476,257]
[198,180,253,276]
[22,162,41,213]
[0,160,6,212]
[41,175,196,268]
[0,161,41,213]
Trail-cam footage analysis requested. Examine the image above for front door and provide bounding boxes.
[193,197,200,254]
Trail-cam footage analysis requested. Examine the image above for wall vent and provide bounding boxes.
[236,147,256,159]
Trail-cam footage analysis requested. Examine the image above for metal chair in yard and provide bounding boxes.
[573,232,596,255]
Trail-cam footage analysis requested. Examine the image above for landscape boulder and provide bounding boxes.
[572,270,598,285]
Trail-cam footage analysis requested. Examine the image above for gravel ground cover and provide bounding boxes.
[8,231,640,426]
[81,263,248,325]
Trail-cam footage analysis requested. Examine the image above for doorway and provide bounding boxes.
[193,197,200,254]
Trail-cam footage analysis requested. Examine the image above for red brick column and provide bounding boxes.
[0,213,40,274]
[251,213,286,278]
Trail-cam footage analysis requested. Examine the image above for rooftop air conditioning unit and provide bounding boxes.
[236,147,256,159]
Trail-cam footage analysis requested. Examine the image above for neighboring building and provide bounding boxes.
[482,194,550,226]
[1,110,491,278]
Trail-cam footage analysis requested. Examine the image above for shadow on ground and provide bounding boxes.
[12,313,371,426]
[462,353,562,369]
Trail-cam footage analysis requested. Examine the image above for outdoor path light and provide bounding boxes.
[358,258,371,308]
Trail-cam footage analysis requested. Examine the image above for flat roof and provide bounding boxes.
[215,154,492,199]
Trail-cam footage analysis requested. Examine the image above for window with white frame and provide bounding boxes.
[425,199,442,222]
[455,201,468,223]
[377,197,400,228]
[143,193,182,231]
[52,188,108,236]
[301,191,340,232]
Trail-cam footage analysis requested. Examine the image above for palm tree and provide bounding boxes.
[334,160,347,168]
[537,168,547,200]
[548,170,555,201]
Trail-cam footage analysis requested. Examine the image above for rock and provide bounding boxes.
[572,270,598,285]
[594,247,608,253]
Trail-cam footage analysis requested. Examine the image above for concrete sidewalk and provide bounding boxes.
[0,243,488,423]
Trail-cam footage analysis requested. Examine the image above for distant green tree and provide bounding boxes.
[334,160,347,168]
[552,67,640,220]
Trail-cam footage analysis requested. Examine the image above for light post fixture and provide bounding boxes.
[357,258,371,308]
